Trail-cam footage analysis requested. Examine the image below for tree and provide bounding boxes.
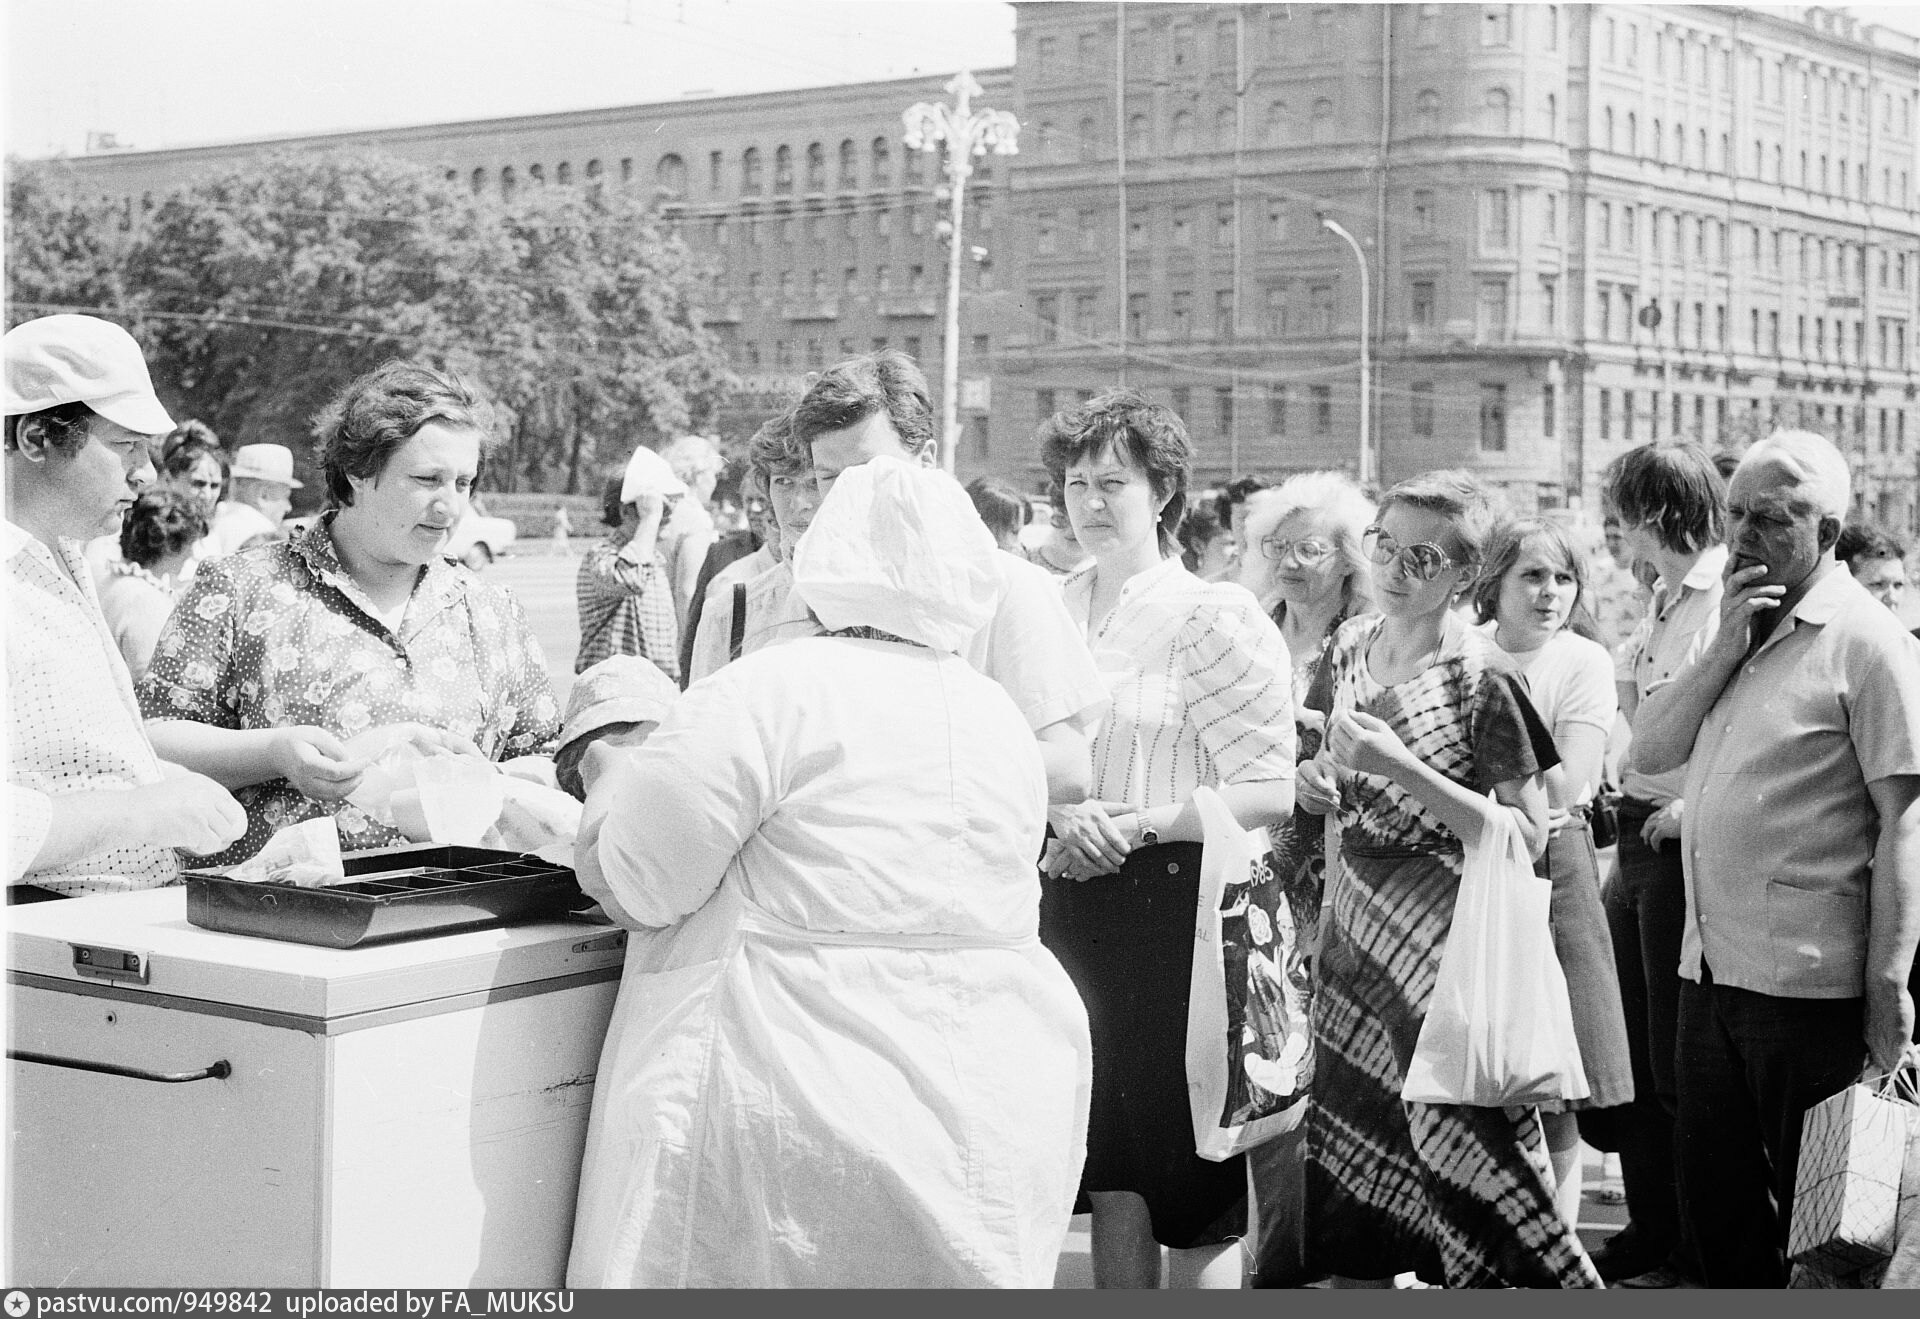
[4,157,137,328]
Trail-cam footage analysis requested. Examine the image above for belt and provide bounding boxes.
[738,899,1039,951]
[1617,796,1665,821]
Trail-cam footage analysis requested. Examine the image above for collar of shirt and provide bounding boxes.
[1746,559,1855,660]
[290,513,466,643]
[1061,555,1186,634]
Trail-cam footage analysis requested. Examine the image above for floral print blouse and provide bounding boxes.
[138,515,560,865]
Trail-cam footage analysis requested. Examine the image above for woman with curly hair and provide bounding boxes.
[97,489,207,683]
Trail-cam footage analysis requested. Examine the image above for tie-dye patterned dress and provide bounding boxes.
[1304,613,1602,1288]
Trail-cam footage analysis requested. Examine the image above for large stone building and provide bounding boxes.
[34,3,1920,520]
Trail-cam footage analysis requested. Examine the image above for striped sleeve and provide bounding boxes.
[1176,596,1297,786]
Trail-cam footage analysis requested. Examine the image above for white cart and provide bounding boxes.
[7,888,626,1287]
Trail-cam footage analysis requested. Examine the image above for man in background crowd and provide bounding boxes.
[201,442,301,556]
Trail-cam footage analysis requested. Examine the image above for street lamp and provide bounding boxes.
[904,71,1019,474]
[1317,209,1372,487]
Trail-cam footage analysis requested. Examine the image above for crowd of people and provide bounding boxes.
[6,311,1918,1289]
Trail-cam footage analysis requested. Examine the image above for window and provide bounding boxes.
[1544,191,1558,239]
[1215,108,1237,151]
[1215,202,1235,247]
[1413,190,1435,234]
[1479,383,1509,451]
[1078,208,1100,254]
[805,142,825,191]
[1215,387,1234,438]
[774,145,793,193]
[500,166,517,198]
[1412,381,1436,437]
[742,147,762,193]
[1266,200,1288,243]
[1172,387,1192,421]
[1312,384,1333,435]
[1035,212,1056,256]
[903,146,925,187]
[1311,99,1335,144]
[1417,4,1440,47]
[1625,111,1637,155]
[1481,189,1511,247]
[1543,383,1556,440]
[1127,114,1149,156]
[871,136,891,186]
[555,161,572,186]
[1171,291,1193,340]
[1078,116,1099,163]
[1172,207,1193,247]
[1598,388,1612,441]
[1539,276,1558,332]
[1127,293,1147,339]
[1171,110,1195,154]
[1074,292,1097,339]
[1036,294,1060,342]
[1605,107,1616,152]
[1411,280,1436,328]
[1416,89,1441,137]
[1313,7,1336,58]
[1482,4,1512,46]
[1214,290,1235,339]
[1478,278,1509,339]
[1598,201,1612,249]
[1264,285,1288,337]
[1265,100,1290,146]
[1268,385,1290,435]
[1036,389,1056,421]
[1172,22,1195,67]
[1598,282,1613,340]
[1128,207,1148,249]
[1485,87,1512,135]
[1544,93,1558,138]
[528,163,545,186]
[1310,283,1335,334]
[1622,389,1634,441]
[1622,205,1636,251]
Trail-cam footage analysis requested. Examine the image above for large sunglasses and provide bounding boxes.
[1259,535,1336,566]
[1362,526,1463,582]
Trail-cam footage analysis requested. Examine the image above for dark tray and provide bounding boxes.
[184,844,585,949]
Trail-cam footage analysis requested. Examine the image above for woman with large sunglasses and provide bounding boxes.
[1295,470,1601,1288]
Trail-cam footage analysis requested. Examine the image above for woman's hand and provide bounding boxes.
[1323,709,1413,782]
[1544,806,1576,838]
[270,726,369,802]
[1045,801,1131,878]
[1295,757,1342,816]
[387,722,487,760]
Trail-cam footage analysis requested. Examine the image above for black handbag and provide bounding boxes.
[1589,790,1622,851]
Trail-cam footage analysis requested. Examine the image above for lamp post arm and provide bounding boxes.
[1319,216,1372,486]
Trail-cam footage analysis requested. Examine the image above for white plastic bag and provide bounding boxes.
[1187,786,1310,1161]
[1401,798,1590,1107]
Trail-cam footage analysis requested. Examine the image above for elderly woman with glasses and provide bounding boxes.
[1295,470,1600,1288]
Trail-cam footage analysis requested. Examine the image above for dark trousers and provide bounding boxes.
[1585,798,1688,1256]
[1674,968,1864,1287]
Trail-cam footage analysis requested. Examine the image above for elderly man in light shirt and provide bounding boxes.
[4,314,246,899]
[1633,429,1920,1288]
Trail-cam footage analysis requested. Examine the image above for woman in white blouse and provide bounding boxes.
[1038,390,1296,1289]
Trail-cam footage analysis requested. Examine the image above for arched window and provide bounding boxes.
[655,154,686,196]
[903,143,925,185]
[1127,113,1150,155]
[556,161,572,186]
[1037,120,1056,162]
[1698,128,1708,167]
[742,147,762,193]
[1604,106,1615,152]
[1215,106,1237,150]
[1626,111,1637,154]
[585,159,602,181]
[1171,109,1195,152]
[500,166,517,198]
[1674,121,1685,163]
[1078,116,1098,162]
[528,163,545,185]
[1310,98,1334,144]
[773,145,793,193]
[1651,117,1663,161]
[805,142,825,191]
[471,167,486,194]
[1416,89,1441,136]
[838,139,857,188]
[1484,87,1511,135]
[1264,100,1289,146]
[1544,92,1557,138]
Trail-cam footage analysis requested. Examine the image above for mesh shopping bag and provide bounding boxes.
[1400,798,1590,1107]
[1790,1063,1920,1274]
[1186,787,1311,1162]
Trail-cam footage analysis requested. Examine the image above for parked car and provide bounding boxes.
[445,505,517,570]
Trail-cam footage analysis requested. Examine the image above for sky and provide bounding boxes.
[9,2,1920,160]
[3,0,1020,158]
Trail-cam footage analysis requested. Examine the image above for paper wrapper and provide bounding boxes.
[225,817,345,888]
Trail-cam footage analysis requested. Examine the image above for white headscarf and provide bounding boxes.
[791,455,1004,654]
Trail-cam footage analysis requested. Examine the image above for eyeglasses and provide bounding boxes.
[1260,535,1336,566]
[1362,526,1462,582]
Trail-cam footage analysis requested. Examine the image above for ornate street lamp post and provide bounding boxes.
[904,71,1019,474]
[1317,210,1373,487]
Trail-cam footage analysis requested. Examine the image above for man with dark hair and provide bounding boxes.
[1837,522,1909,614]
[4,314,245,898]
[775,351,1107,803]
[1587,441,1729,1287]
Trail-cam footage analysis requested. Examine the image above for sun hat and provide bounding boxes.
[791,454,1004,654]
[228,444,304,488]
[620,445,690,503]
[2,313,175,435]
[557,655,680,757]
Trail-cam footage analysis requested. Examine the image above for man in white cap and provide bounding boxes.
[201,442,302,557]
[574,444,683,679]
[4,313,246,898]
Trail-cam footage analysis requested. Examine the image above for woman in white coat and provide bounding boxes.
[565,455,1093,1289]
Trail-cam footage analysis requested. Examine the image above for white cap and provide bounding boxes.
[792,454,1004,654]
[620,445,689,503]
[3,314,175,435]
[229,443,304,488]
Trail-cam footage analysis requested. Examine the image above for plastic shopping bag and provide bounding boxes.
[1401,799,1590,1107]
[1187,786,1311,1162]
[1789,1062,1920,1276]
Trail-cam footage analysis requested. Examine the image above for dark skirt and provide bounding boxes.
[1039,841,1247,1250]
[1537,819,1636,1111]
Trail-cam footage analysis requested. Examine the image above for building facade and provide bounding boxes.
[35,4,1920,519]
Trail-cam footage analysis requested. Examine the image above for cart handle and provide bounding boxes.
[7,1049,231,1084]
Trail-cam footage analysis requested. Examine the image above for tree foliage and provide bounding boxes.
[3,150,734,493]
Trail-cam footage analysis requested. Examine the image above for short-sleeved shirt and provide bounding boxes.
[1618,544,1726,805]
[6,519,177,893]
[138,515,560,865]
[1321,613,1559,856]
[1484,625,1618,807]
[1060,556,1295,809]
[1680,564,1920,999]
[744,551,1108,735]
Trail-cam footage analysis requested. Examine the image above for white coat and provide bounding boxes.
[565,635,1092,1288]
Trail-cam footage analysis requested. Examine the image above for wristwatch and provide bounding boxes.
[1137,817,1160,848]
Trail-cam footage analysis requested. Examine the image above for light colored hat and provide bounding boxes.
[620,445,689,503]
[792,454,1004,654]
[229,443,304,488]
[662,433,726,482]
[2,313,175,435]
[557,655,680,756]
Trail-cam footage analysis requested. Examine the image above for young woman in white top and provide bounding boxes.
[1474,516,1635,1230]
